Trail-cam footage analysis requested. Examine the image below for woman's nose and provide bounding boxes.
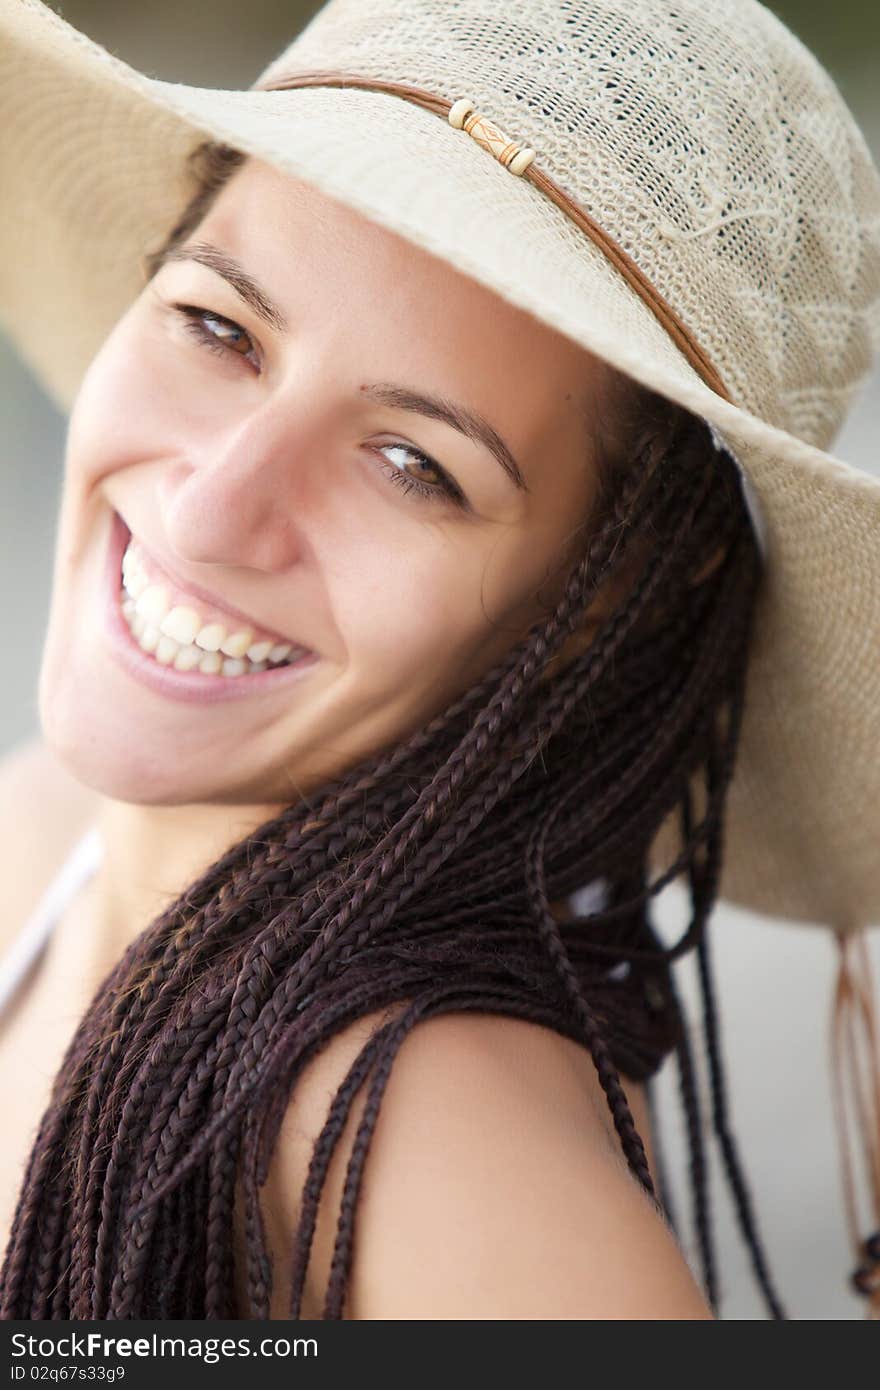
[161,400,319,573]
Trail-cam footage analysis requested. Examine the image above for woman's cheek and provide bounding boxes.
[342,542,495,696]
[67,320,195,489]
[68,324,148,467]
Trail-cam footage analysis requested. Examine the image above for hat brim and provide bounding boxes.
[3,0,879,928]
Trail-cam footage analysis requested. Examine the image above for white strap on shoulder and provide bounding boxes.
[0,824,104,1020]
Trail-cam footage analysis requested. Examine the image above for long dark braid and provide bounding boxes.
[1,142,786,1321]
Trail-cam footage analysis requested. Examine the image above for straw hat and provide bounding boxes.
[2,0,880,935]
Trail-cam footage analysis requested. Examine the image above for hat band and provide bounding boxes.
[255,69,731,404]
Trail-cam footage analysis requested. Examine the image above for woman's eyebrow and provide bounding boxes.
[156,240,528,492]
[157,240,288,333]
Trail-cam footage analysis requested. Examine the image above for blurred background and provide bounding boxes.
[2,1,879,1320]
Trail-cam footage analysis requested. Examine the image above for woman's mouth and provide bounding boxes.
[119,538,305,676]
[103,511,319,704]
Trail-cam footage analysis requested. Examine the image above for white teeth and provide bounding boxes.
[139,623,161,654]
[159,605,201,645]
[155,635,180,666]
[120,585,302,677]
[219,629,254,659]
[173,643,204,671]
[195,622,225,652]
[118,546,308,676]
[135,583,172,625]
[122,544,146,581]
[123,569,149,600]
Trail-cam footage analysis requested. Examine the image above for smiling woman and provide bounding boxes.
[2,0,879,1326]
[1,143,758,1320]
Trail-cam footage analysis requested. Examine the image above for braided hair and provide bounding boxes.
[0,142,786,1321]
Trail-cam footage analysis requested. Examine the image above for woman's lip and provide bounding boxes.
[118,510,309,651]
[103,510,320,705]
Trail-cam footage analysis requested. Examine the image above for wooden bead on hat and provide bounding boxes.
[447,96,536,176]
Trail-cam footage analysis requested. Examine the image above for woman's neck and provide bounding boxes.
[85,792,579,965]
[90,794,285,957]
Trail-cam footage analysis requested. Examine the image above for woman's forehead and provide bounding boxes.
[205,159,600,364]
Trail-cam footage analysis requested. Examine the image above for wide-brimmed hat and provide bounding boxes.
[2,0,880,934]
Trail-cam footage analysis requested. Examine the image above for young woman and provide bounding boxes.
[0,0,878,1320]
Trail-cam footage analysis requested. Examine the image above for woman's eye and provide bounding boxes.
[172,303,260,368]
[374,442,468,510]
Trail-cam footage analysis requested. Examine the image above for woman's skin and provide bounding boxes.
[9,156,713,1316]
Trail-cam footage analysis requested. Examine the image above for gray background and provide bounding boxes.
[2,1,879,1319]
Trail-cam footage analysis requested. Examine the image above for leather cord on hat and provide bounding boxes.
[831,928,880,1318]
[254,69,732,404]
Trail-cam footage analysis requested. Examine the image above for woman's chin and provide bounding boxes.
[36,650,184,805]
[34,646,285,809]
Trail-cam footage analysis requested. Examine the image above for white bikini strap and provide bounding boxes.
[0,824,104,1019]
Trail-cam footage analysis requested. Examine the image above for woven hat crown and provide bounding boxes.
[258,0,880,452]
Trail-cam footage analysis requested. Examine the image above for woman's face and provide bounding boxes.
[40,157,608,806]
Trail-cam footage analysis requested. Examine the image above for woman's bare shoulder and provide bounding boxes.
[0,735,101,949]
[261,1008,712,1320]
